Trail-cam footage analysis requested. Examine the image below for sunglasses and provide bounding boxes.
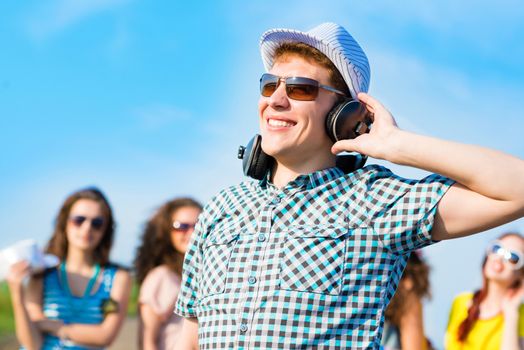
[69,215,105,231]
[260,73,347,101]
[172,221,196,232]
[486,241,524,270]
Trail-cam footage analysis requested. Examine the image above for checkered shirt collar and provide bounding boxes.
[258,166,345,193]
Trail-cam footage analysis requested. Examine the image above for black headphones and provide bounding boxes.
[238,99,373,180]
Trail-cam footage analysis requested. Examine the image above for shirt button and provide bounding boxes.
[257,234,266,242]
[239,323,248,333]
[271,197,281,205]
[248,276,257,284]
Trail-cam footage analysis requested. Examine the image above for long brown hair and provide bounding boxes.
[45,187,115,266]
[457,232,524,342]
[134,197,202,284]
[385,252,431,326]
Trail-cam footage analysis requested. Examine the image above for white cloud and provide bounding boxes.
[367,44,524,154]
[24,0,130,41]
[107,19,132,54]
[239,1,524,66]
[133,104,192,130]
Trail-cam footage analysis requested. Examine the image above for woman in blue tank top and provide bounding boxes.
[6,187,132,349]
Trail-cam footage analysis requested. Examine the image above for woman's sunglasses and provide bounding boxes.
[172,221,196,233]
[260,73,347,101]
[69,215,105,231]
[486,240,524,270]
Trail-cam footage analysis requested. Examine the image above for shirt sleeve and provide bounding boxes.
[174,206,208,319]
[366,166,454,254]
[139,266,180,317]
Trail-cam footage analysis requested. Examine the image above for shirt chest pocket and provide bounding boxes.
[279,225,347,295]
[200,229,240,297]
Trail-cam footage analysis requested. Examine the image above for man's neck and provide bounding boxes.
[271,155,336,188]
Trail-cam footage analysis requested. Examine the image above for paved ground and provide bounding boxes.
[0,334,17,350]
[0,317,139,350]
[109,317,138,350]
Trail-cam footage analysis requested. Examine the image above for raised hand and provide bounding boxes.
[331,92,401,161]
[501,280,524,317]
[6,260,31,292]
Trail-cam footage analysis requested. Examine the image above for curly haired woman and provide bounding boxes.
[382,251,432,350]
[134,197,202,350]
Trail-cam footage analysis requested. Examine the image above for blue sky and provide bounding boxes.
[1,0,523,347]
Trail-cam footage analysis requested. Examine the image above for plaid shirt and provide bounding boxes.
[175,165,453,349]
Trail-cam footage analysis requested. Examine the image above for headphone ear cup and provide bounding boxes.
[325,100,372,142]
[239,134,274,180]
[250,135,273,180]
[336,154,368,173]
[325,102,346,143]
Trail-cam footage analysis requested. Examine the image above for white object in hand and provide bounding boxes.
[0,239,59,280]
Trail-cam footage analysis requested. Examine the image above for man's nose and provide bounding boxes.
[268,81,290,108]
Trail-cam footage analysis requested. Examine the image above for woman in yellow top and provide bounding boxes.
[445,232,524,349]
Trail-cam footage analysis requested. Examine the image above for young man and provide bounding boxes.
[175,22,524,349]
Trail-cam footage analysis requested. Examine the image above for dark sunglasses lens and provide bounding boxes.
[261,83,277,97]
[173,221,195,231]
[71,216,86,226]
[260,74,278,97]
[286,83,318,101]
[490,243,501,254]
[91,218,105,230]
[509,252,520,264]
[70,216,104,230]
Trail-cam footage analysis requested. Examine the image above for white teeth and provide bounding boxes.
[268,119,294,127]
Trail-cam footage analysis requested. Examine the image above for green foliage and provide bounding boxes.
[0,282,15,337]
[127,279,140,317]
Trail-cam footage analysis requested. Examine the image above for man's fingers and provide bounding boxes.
[358,93,380,114]
[358,92,398,128]
[331,139,359,155]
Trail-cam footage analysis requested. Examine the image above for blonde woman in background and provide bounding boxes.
[445,232,524,349]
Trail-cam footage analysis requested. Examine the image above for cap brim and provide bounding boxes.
[260,28,322,72]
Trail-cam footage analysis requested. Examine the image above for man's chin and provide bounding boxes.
[261,138,288,157]
[261,143,291,160]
